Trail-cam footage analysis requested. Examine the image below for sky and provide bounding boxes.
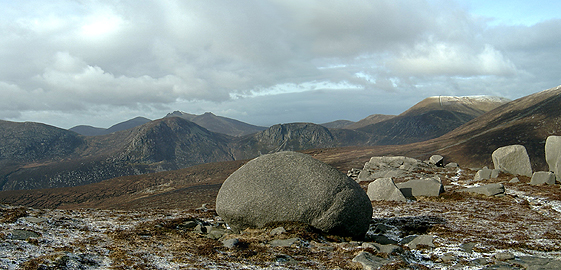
[1,0,561,129]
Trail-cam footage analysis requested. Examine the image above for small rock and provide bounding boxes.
[446,162,459,168]
[429,155,444,167]
[367,235,398,245]
[458,183,505,196]
[352,251,391,270]
[22,217,46,223]
[440,254,455,263]
[222,238,239,248]
[474,168,493,181]
[206,228,226,240]
[460,242,477,252]
[404,234,434,249]
[494,251,515,261]
[509,177,520,183]
[270,226,286,236]
[362,242,403,254]
[270,238,300,247]
[177,220,199,230]
[530,171,556,185]
[8,229,40,240]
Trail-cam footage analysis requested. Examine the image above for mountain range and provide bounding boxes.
[0,92,518,192]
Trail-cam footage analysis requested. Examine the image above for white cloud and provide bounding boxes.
[0,0,559,128]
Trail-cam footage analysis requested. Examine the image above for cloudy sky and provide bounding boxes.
[1,0,560,129]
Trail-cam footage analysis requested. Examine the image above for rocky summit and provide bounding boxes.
[216,151,372,239]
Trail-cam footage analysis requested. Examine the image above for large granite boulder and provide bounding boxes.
[545,136,561,181]
[216,151,372,239]
[492,145,532,177]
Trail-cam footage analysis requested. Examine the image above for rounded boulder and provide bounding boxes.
[216,151,372,239]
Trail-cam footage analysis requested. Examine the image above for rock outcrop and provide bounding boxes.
[492,145,533,177]
[215,151,372,239]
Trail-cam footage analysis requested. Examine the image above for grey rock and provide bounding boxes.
[206,227,226,240]
[517,256,561,270]
[362,242,403,254]
[458,183,505,196]
[270,238,300,247]
[270,226,286,236]
[474,168,493,181]
[492,145,533,177]
[9,229,40,240]
[22,217,46,223]
[446,162,459,168]
[429,155,444,167]
[396,178,444,198]
[367,235,398,245]
[367,178,407,202]
[530,171,556,185]
[491,169,500,178]
[352,251,391,270]
[545,135,561,181]
[222,238,239,248]
[216,151,372,239]
[404,234,435,249]
[460,242,477,252]
[509,177,520,183]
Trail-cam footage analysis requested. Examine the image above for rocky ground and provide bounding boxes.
[2,161,561,269]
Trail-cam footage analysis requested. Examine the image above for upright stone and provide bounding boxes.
[492,145,532,177]
[545,136,561,181]
[216,151,373,239]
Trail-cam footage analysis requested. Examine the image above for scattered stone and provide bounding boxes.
[22,217,46,223]
[439,254,455,263]
[176,219,199,230]
[545,135,561,181]
[396,178,444,198]
[492,145,533,177]
[509,177,520,183]
[216,151,373,239]
[270,226,286,236]
[269,238,300,247]
[8,229,40,240]
[403,234,435,249]
[429,155,444,167]
[460,242,477,253]
[517,256,561,269]
[458,183,505,196]
[445,162,459,168]
[352,251,392,270]
[530,171,556,185]
[362,242,403,254]
[222,238,239,248]
[195,203,209,212]
[274,254,298,265]
[367,235,398,245]
[206,227,226,240]
[474,168,493,181]
[494,251,515,261]
[491,169,500,178]
[367,178,407,202]
[347,168,362,181]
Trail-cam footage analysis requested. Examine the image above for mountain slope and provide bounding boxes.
[356,96,509,145]
[165,111,266,136]
[344,114,396,129]
[0,117,235,190]
[69,117,151,136]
